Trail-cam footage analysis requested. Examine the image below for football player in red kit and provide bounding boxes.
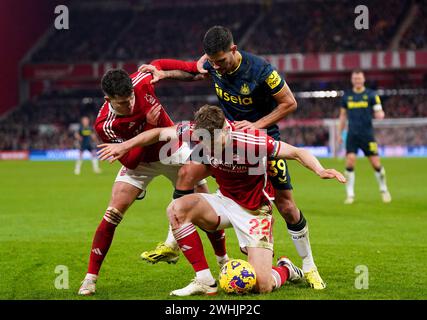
[97,105,345,296]
[78,67,228,296]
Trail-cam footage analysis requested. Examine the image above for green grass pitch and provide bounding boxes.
[0,158,426,300]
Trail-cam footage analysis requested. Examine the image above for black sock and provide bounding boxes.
[286,210,307,232]
[173,188,194,199]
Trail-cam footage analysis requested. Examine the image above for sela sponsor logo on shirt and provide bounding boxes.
[215,83,253,105]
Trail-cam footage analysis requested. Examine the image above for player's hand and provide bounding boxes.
[97,143,129,163]
[146,103,162,125]
[318,169,346,183]
[138,64,165,84]
[196,54,208,74]
[234,120,258,130]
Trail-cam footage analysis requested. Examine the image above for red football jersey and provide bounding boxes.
[95,71,174,169]
[177,120,281,211]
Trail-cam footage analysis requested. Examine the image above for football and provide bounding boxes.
[219,259,256,294]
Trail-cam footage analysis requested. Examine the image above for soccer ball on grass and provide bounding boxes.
[219,259,256,294]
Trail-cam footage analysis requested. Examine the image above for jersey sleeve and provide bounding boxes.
[94,117,143,169]
[266,133,280,157]
[341,93,348,109]
[370,91,382,111]
[150,59,198,73]
[260,64,285,96]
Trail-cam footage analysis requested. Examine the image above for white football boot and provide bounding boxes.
[170,278,217,296]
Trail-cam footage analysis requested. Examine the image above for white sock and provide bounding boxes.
[345,170,355,198]
[164,225,179,250]
[288,225,315,273]
[216,254,229,266]
[196,269,216,285]
[75,159,82,174]
[85,273,98,281]
[92,158,100,172]
[374,167,388,193]
[271,268,282,290]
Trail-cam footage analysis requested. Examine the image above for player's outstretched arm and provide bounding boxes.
[138,59,206,84]
[276,142,346,183]
[97,126,178,163]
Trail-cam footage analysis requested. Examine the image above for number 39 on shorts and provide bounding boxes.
[268,159,287,178]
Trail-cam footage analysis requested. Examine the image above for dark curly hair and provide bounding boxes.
[101,69,133,98]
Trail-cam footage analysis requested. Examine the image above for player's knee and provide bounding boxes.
[167,198,192,227]
[276,197,297,217]
[255,274,273,294]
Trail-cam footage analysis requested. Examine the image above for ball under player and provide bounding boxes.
[139,26,327,289]
[74,116,101,175]
[78,68,227,296]
[337,69,392,204]
[97,105,346,296]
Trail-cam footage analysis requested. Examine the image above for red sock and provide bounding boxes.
[87,208,123,275]
[271,266,289,289]
[173,223,209,272]
[206,229,226,257]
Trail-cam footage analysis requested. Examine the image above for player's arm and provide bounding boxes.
[372,94,385,119]
[337,107,347,145]
[138,59,207,84]
[97,126,178,163]
[274,141,346,183]
[94,120,143,169]
[253,82,297,129]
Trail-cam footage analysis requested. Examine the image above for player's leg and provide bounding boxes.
[141,162,228,266]
[78,181,141,295]
[74,150,83,175]
[175,163,228,267]
[79,164,156,295]
[344,152,357,204]
[344,133,358,203]
[365,141,391,203]
[247,247,303,293]
[168,193,223,296]
[269,159,325,289]
[90,148,101,174]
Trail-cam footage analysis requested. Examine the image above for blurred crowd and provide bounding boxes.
[29,0,425,63]
[1,88,426,150]
[4,0,426,151]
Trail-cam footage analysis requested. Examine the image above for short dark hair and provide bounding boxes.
[203,26,234,56]
[101,69,133,98]
[194,105,226,137]
[352,69,364,75]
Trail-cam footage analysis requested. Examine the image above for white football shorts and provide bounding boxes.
[115,142,206,197]
[199,191,274,252]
